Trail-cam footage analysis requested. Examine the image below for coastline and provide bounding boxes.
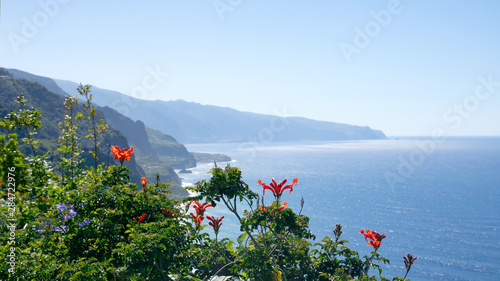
[176,160,235,198]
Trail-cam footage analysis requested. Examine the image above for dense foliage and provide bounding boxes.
[0,90,416,280]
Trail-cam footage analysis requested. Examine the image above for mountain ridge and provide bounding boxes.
[52,79,387,144]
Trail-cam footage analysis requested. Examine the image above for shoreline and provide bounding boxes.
[176,160,235,198]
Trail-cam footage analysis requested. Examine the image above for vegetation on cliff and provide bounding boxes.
[0,70,144,183]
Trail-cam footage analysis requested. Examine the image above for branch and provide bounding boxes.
[221,196,262,251]
[210,260,238,280]
[267,229,290,258]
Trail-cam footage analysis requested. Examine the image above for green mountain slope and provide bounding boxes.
[145,126,196,169]
[0,69,144,184]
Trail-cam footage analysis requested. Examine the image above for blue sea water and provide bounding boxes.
[180,138,500,280]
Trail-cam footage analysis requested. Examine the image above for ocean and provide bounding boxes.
[180,138,500,280]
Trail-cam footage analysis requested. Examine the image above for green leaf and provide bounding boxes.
[237,232,248,244]
[227,240,236,252]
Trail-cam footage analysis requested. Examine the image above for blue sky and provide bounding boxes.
[1,0,499,136]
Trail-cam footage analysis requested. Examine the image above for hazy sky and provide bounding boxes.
[1,1,499,136]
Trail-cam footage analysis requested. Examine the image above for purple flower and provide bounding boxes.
[35,218,52,234]
[55,225,67,233]
[37,203,85,233]
[78,219,91,227]
[57,203,68,212]
[57,204,77,221]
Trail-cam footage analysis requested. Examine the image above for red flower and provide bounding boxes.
[190,213,204,226]
[403,253,417,269]
[279,201,288,211]
[258,178,298,200]
[162,208,175,218]
[258,205,268,213]
[192,201,213,217]
[111,145,134,165]
[360,229,376,241]
[403,253,417,278]
[368,240,381,249]
[133,214,146,224]
[360,229,385,250]
[188,201,213,227]
[141,177,147,189]
[207,215,224,233]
